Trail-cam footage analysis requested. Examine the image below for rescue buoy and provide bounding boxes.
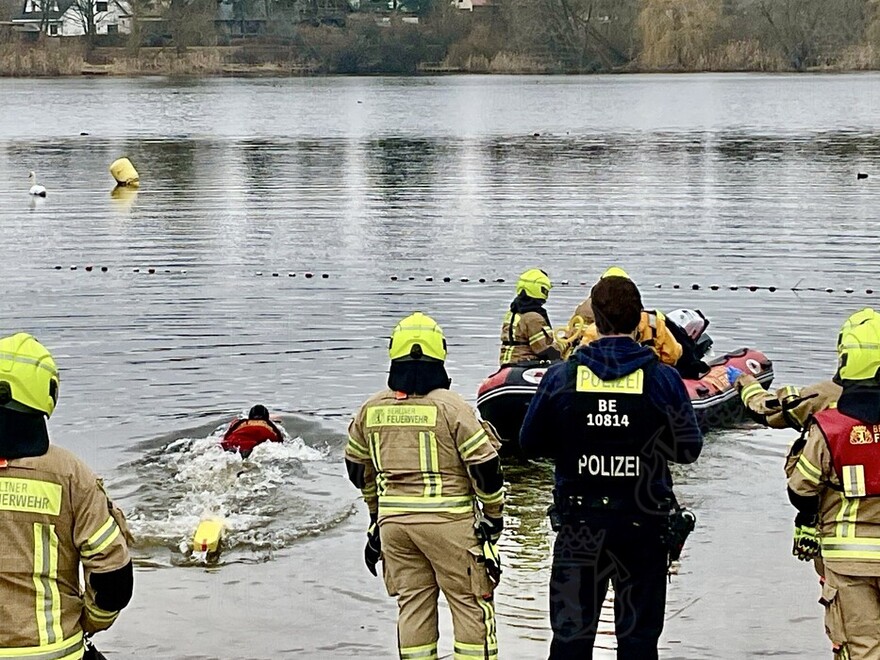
[109,158,140,187]
[192,517,226,556]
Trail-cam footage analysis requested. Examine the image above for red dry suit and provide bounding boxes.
[220,419,283,456]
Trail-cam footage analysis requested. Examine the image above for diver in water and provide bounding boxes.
[220,404,284,458]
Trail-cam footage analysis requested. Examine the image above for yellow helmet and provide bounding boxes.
[0,333,60,417]
[389,312,447,362]
[836,308,880,382]
[601,266,630,280]
[516,269,552,301]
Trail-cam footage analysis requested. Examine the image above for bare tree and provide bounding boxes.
[506,0,637,71]
[757,0,867,70]
[67,0,109,46]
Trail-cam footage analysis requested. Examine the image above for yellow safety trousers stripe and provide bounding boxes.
[740,382,764,405]
[0,631,84,659]
[400,641,438,659]
[346,436,371,460]
[459,429,489,459]
[379,495,474,514]
[80,516,120,558]
[32,523,63,646]
[796,455,822,484]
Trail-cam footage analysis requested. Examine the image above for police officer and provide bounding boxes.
[788,309,880,659]
[520,275,703,659]
[345,313,505,660]
[571,267,683,367]
[0,333,133,659]
[499,268,562,366]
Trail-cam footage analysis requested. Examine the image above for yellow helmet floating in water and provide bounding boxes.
[601,266,630,280]
[516,269,552,301]
[0,333,60,417]
[389,312,447,362]
[836,308,880,382]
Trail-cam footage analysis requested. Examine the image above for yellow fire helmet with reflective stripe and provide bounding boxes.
[388,312,448,362]
[0,333,60,417]
[836,308,880,382]
[516,268,552,301]
[601,266,630,280]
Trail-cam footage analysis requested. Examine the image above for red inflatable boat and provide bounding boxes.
[476,348,774,446]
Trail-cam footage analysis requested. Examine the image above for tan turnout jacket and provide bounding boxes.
[740,375,841,431]
[0,446,131,658]
[345,388,504,524]
[499,310,557,366]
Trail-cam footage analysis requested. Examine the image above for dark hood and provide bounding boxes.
[510,292,550,326]
[572,336,658,380]
[838,383,880,424]
[0,407,49,459]
[388,360,451,396]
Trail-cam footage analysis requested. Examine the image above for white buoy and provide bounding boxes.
[28,171,46,197]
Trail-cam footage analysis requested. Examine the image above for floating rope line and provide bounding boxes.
[48,267,876,294]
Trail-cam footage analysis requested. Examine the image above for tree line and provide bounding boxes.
[3,0,880,74]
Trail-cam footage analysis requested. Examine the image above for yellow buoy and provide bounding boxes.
[109,157,140,187]
[192,517,225,555]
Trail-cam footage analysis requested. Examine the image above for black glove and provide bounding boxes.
[477,515,504,544]
[364,515,381,577]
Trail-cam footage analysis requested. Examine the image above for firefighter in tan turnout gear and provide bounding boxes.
[789,309,880,660]
[499,268,561,366]
[736,373,845,655]
[0,333,133,660]
[345,312,505,660]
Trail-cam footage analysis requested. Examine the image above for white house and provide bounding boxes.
[13,0,131,36]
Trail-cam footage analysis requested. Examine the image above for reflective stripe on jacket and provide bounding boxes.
[345,388,504,523]
[0,446,131,652]
[740,376,840,431]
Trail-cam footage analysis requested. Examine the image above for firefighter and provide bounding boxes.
[736,373,845,655]
[220,404,284,458]
[788,308,880,660]
[0,333,133,659]
[520,275,703,659]
[499,268,562,366]
[345,312,505,660]
[571,267,683,367]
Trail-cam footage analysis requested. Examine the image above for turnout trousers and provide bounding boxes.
[380,516,498,660]
[825,565,880,660]
[548,513,668,660]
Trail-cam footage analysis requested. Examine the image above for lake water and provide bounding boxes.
[1,73,879,658]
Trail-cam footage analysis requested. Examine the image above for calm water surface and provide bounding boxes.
[1,73,879,658]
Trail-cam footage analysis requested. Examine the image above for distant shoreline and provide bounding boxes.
[3,44,880,78]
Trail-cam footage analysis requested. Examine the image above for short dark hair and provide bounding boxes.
[591,276,642,335]
[248,404,270,421]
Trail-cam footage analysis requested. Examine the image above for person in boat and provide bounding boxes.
[569,267,683,367]
[664,308,713,380]
[499,268,562,366]
[788,308,880,660]
[345,312,505,660]
[220,404,284,458]
[0,333,133,659]
[520,273,703,659]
